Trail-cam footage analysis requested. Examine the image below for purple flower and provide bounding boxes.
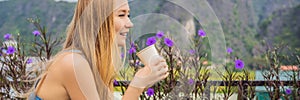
[130,42,135,48]
[235,59,244,69]
[6,46,16,55]
[198,29,206,37]
[227,48,233,54]
[188,78,194,85]
[32,30,41,36]
[164,38,174,47]
[285,88,292,95]
[121,53,124,58]
[189,50,195,55]
[113,80,119,86]
[146,37,156,46]
[4,33,12,40]
[128,47,136,54]
[156,31,164,38]
[146,88,154,96]
[27,58,33,64]
[135,61,141,66]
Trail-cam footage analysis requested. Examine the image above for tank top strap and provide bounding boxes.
[62,49,82,54]
[62,49,88,60]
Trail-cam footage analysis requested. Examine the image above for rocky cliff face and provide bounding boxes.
[261,5,300,48]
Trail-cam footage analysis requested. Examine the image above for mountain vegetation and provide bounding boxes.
[0,0,299,69]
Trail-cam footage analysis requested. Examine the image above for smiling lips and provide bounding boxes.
[120,32,127,36]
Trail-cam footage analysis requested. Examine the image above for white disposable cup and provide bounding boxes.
[136,45,159,66]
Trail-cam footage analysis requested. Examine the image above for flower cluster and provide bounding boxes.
[0,18,64,99]
[120,29,211,99]
[145,31,174,48]
[128,42,136,54]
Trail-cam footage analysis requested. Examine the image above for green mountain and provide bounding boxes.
[0,0,299,68]
[260,5,300,48]
[0,0,75,41]
[206,0,300,67]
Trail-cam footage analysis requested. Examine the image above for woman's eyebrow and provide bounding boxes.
[118,10,130,13]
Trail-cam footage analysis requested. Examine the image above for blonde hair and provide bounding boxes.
[63,0,121,99]
[23,0,124,99]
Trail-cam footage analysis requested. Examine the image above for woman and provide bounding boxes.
[28,0,169,99]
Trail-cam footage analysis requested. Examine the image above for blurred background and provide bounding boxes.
[0,0,299,70]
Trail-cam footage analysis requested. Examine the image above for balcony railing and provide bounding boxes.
[114,80,300,99]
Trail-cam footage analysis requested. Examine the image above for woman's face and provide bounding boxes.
[114,2,133,47]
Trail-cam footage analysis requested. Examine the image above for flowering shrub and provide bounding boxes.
[0,18,299,100]
[0,18,63,99]
[116,29,300,100]
[116,30,212,99]
[261,44,300,100]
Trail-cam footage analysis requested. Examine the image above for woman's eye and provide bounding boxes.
[119,14,125,17]
[119,14,130,18]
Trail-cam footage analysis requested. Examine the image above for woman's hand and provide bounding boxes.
[129,55,169,89]
[123,56,168,100]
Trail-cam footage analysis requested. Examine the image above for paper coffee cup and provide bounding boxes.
[136,45,159,66]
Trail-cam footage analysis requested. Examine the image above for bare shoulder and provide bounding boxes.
[51,52,98,99]
[56,52,88,68]
[48,52,93,99]
[50,52,90,82]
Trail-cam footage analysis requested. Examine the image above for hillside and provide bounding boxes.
[0,0,75,41]
[260,5,300,48]
[0,0,299,68]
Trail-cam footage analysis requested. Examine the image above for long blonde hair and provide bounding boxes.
[23,0,123,99]
[63,0,119,98]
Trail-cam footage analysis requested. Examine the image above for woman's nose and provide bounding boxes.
[125,19,134,28]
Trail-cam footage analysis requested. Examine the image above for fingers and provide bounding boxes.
[158,67,168,76]
[150,55,166,66]
[139,61,167,77]
[159,72,169,80]
[151,61,168,71]
[154,62,168,76]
